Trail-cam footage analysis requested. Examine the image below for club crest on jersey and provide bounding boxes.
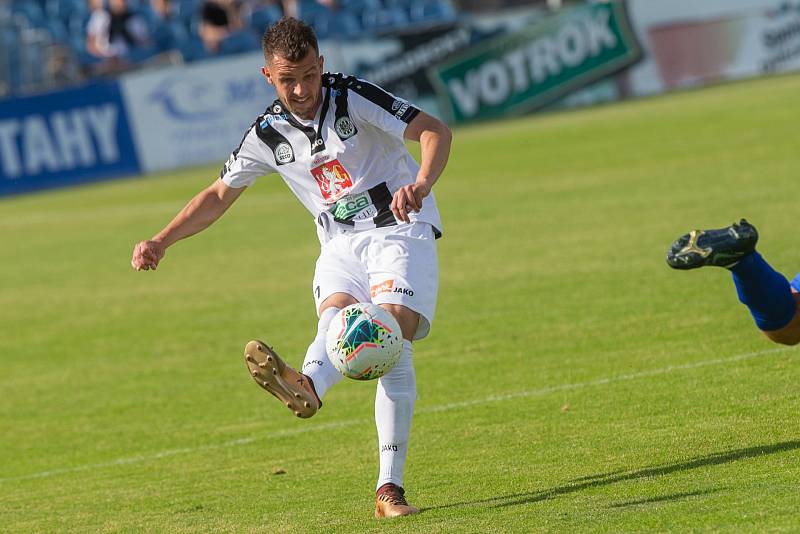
[275,142,294,165]
[311,158,353,203]
[334,116,356,139]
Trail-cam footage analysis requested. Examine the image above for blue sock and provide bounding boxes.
[730,252,796,331]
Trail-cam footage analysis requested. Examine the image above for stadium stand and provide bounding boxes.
[0,0,460,98]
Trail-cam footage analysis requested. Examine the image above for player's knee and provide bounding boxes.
[378,304,419,340]
[319,292,357,314]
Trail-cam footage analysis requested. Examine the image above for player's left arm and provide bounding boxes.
[393,112,452,223]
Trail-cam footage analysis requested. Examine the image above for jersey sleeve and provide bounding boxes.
[219,128,274,188]
[348,79,421,139]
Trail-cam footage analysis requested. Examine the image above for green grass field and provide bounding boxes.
[2,73,800,533]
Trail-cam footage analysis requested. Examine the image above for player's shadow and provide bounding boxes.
[607,488,723,509]
[424,439,800,511]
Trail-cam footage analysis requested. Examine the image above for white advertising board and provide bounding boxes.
[623,0,800,95]
[120,52,276,173]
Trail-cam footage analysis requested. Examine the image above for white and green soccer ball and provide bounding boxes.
[325,303,402,380]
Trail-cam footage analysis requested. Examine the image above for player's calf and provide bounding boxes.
[762,293,800,346]
[244,340,321,418]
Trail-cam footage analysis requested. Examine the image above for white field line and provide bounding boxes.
[1,346,792,484]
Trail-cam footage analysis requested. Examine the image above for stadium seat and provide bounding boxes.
[178,34,208,62]
[333,10,362,37]
[0,27,18,95]
[153,18,189,52]
[43,18,69,42]
[297,0,329,18]
[408,0,456,23]
[361,6,408,34]
[249,4,282,34]
[219,30,260,55]
[11,1,45,28]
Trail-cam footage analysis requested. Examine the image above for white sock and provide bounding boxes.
[375,340,416,489]
[301,307,343,400]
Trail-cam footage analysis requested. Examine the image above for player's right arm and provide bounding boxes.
[131,179,245,271]
[132,124,274,271]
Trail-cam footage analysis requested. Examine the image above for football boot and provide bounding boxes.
[667,219,758,270]
[375,483,420,519]
[244,340,320,418]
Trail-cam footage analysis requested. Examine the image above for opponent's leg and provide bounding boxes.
[374,304,419,518]
[729,252,797,334]
[667,219,800,344]
[300,293,357,399]
[763,291,800,345]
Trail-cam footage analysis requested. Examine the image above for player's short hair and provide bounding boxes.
[262,17,319,63]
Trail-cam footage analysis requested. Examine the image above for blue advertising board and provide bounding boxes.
[0,81,140,195]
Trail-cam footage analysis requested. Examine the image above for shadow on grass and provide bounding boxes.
[607,488,723,509]
[423,440,800,512]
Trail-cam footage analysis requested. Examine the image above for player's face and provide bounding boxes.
[262,49,324,120]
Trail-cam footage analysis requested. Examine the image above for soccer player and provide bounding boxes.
[130,17,451,518]
[666,219,800,345]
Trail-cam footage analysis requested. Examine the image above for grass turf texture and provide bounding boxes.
[2,73,800,533]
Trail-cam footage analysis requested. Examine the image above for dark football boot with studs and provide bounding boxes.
[666,219,758,270]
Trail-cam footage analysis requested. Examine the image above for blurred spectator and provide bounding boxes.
[214,0,246,30]
[86,0,150,61]
[188,0,258,58]
[198,1,230,53]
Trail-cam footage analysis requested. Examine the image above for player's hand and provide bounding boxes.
[131,240,166,271]
[391,182,430,223]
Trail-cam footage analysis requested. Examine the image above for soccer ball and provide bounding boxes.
[325,303,402,380]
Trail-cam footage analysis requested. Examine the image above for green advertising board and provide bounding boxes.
[430,2,642,123]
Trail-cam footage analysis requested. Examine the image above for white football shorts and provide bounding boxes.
[312,221,438,340]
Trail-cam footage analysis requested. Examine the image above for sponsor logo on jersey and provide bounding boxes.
[371,279,394,297]
[260,113,288,128]
[334,116,356,139]
[310,158,353,202]
[333,191,377,221]
[275,142,294,164]
[391,99,410,119]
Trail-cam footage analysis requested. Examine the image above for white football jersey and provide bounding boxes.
[220,72,442,239]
